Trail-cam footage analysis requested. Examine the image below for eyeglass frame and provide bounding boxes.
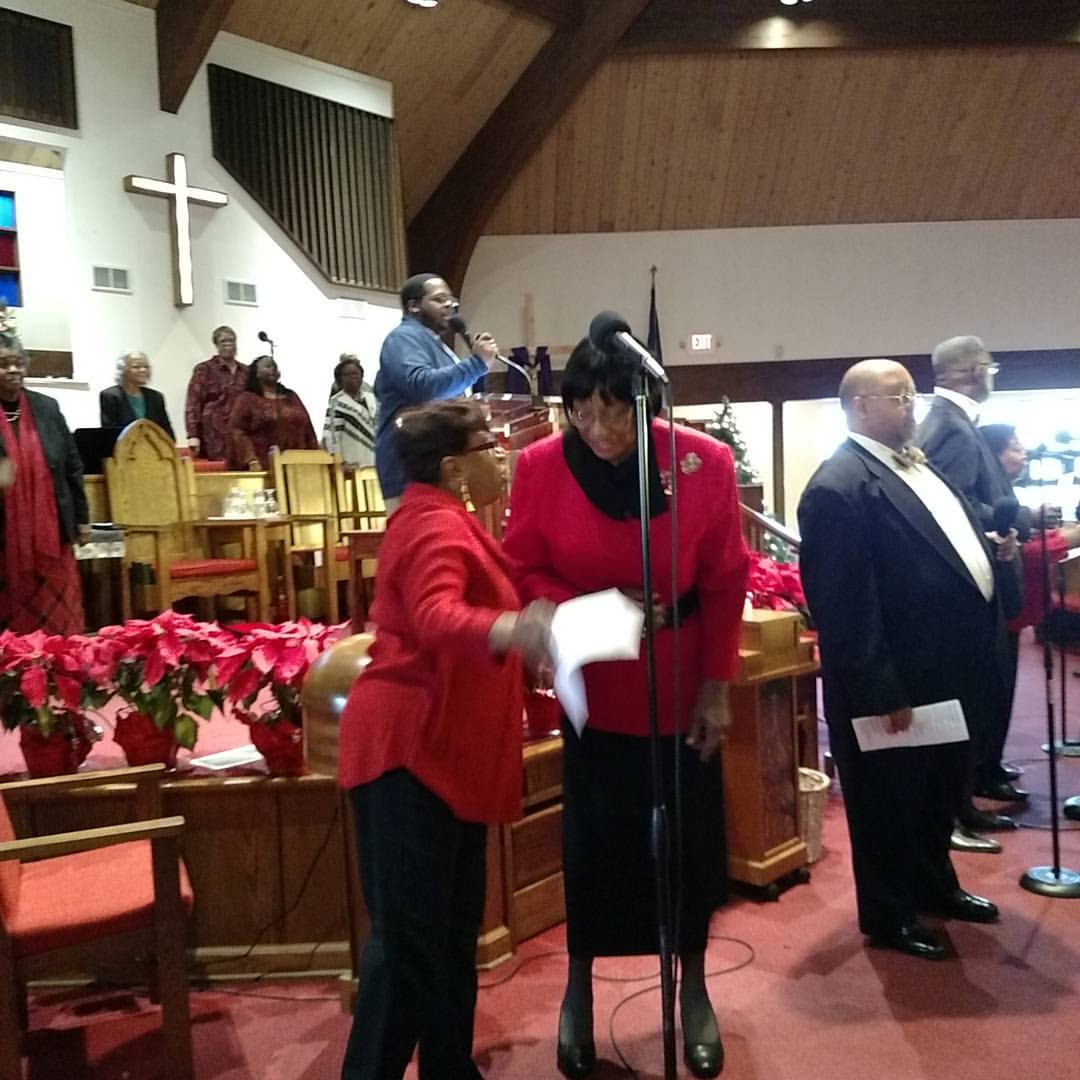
[456,437,502,456]
[853,392,921,406]
[566,403,635,431]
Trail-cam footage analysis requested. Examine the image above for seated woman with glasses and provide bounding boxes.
[338,399,555,1080]
[227,355,318,470]
[502,339,749,1080]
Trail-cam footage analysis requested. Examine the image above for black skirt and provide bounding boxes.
[561,721,727,958]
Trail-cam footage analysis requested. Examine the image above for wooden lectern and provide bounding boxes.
[722,609,819,897]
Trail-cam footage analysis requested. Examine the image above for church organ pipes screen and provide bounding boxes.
[0,7,77,130]
[207,65,405,293]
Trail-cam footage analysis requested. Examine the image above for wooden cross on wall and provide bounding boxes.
[123,153,229,307]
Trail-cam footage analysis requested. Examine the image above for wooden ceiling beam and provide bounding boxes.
[498,0,582,26]
[619,0,1080,52]
[406,0,654,290]
[156,0,236,114]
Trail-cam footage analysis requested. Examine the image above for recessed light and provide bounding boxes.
[405,0,439,8]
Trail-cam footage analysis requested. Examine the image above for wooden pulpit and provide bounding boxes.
[722,609,819,896]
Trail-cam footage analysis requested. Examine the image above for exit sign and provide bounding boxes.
[689,333,713,352]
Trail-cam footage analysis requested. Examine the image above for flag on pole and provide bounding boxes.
[646,265,663,367]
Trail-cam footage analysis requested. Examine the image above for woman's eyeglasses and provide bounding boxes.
[568,405,634,431]
[458,438,500,456]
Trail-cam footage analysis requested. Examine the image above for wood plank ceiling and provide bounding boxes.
[125,0,1080,241]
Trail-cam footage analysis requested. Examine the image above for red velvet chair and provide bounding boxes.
[0,764,194,1079]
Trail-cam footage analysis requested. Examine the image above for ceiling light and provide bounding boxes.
[405,0,439,8]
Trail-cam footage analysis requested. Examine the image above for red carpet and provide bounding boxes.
[17,632,1080,1078]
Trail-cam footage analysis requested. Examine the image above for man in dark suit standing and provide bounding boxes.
[798,359,1003,959]
[916,336,1031,821]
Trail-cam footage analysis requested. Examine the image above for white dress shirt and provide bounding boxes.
[849,433,994,602]
[933,386,981,423]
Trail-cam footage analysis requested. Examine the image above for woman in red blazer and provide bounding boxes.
[338,400,553,1080]
[502,341,749,1080]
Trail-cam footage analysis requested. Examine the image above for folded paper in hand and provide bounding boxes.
[852,699,968,752]
[550,588,644,735]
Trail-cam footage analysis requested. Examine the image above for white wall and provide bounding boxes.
[463,220,1080,366]
[1,0,401,434]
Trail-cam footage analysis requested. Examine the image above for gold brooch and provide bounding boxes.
[680,452,702,475]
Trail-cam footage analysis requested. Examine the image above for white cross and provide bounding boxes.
[123,153,229,307]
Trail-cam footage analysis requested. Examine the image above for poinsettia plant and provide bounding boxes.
[87,611,231,750]
[747,551,810,625]
[0,629,109,734]
[217,619,347,728]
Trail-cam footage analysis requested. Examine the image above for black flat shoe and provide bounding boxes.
[1000,762,1023,781]
[556,1038,596,1079]
[960,808,1017,832]
[926,889,999,924]
[868,923,947,960]
[976,780,1029,802]
[684,1037,724,1077]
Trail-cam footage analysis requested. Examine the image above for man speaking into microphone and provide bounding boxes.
[373,273,499,512]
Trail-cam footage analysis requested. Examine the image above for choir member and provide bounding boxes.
[99,351,175,440]
[227,355,318,470]
[323,355,376,468]
[184,325,247,461]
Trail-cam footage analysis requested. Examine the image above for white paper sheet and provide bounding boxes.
[550,589,644,735]
[852,699,969,753]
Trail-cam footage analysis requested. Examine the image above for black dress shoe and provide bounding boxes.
[976,780,1029,802]
[684,1037,724,1078]
[960,808,1017,832]
[868,923,947,960]
[557,1038,596,1079]
[926,889,999,924]
[1000,762,1023,781]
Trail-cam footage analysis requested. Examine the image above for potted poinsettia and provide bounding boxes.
[90,611,228,767]
[0,630,108,777]
[217,619,346,775]
[747,550,811,625]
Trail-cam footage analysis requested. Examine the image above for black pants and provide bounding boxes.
[829,718,963,936]
[342,770,487,1080]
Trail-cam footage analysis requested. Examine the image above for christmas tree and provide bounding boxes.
[705,398,795,564]
[705,398,758,485]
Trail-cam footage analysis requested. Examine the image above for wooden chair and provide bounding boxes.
[271,449,352,624]
[0,765,194,1080]
[337,465,387,624]
[106,420,271,620]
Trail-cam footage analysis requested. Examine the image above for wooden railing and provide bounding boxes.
[741,503,801,555]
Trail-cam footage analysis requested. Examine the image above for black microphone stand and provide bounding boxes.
[1019,525,1080,897]
[631,365,678,1080]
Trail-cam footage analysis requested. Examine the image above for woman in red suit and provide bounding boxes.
[338,400,553,1080]
[503,340,749,1079]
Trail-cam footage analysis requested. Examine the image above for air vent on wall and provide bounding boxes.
[92,265,130,293]
[225,279,258,306]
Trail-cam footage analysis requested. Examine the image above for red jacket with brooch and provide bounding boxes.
[503,419,749,738]
[338,484,524,824]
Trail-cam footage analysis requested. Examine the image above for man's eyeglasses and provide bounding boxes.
[854,393,920,406]
[970,362,1000,376]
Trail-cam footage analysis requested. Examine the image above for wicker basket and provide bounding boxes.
[798,767,831,864]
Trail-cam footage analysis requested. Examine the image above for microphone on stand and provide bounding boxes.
[257,329,276,359]
[589,310,669,385]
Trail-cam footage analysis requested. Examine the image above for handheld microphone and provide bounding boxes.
[448,314,533,383]
[991,495,1019,537]
[448,314,472,349]
[588,310,669,385]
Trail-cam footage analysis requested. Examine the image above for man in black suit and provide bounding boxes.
[99,351,176,441]
[916,336,1032,819]
[798,358,1003,959]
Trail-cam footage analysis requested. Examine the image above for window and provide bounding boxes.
[0,191,21,308]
